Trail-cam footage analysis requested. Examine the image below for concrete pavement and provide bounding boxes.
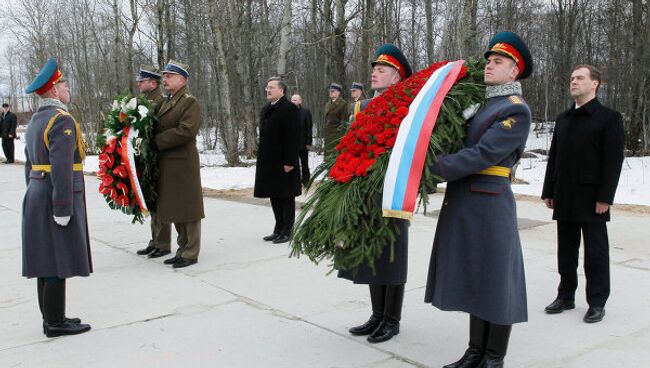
[1,162,649,367]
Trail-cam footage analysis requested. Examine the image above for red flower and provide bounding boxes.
[113,166,128,179]
[100,174,114,187]
[118,112,128,123]
[99,152,114,168]
[102,138,117,154]
[99,185,117,200]
[116,195,130,207]
[116,182,129,195]
[328,59,464,183]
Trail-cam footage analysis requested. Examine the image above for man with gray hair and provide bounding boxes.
[254,77,301,244]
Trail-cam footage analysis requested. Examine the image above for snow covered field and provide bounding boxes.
[4,129,648,206]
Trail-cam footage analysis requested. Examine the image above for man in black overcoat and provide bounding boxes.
[290,94,313,186]
[542,64,625,324]
[1,103,18,163]
[254,77,301,244]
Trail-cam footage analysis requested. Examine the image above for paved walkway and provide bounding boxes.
[1,163,648,367]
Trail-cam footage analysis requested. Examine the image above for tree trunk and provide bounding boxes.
[277,0,292,77]
[208,0,240,166]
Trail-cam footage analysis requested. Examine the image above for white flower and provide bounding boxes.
[131,128,139,139]
[133,138,143,154]
[138,105,149,119]
[111,100,119,111]
[125,98,137,111]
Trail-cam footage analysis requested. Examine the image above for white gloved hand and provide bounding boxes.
[53,216,71,226]
[462,103,481,120]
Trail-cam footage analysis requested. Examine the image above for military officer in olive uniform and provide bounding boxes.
[323,83,348,159]
[134,66,173,259]
[154,60,204,268]
[424,32,533,368]
[22,58,92,338]
[339,44,412,344]
[348,82,365,122]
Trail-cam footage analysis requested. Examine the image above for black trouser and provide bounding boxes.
[557,221,610,307]
[299,149,310,184]
[369,284,404,322]
[270,197,295,236]
[37,277,66,323]
[2,138,14,162]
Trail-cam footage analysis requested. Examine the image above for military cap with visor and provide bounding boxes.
[484,31,533,79]
[25,58,67,95]
[371,44,412,80]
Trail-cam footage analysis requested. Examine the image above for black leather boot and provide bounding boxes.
[349,285,385,335]
[38,278,81,333]
[443,315,488,368]
[480,323,512,368]
[367,284,403,343]
[42,279,91,338]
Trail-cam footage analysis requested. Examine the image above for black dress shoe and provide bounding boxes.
[272,234,290,244]
[544,298,575,314]
[163,255,182,265]
[136,245,156,255]
[148,248,171,258]
[442,347,484,368]
[43,317,82,334]
[367,319,399,343]
[263,233,279,241]
[479,354,504,368]
[172,258,198,268]
[583,307,605,323]
[349,314,383,336]
[44,320,91,338]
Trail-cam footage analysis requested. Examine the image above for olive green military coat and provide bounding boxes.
[154,85,204,223]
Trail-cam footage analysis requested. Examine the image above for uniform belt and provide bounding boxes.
[31,163,84,172]
[477,166,511,178]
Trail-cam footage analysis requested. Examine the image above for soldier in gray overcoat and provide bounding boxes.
[22,58,92,338]
[425,32,533,368]
[338,44,412,344]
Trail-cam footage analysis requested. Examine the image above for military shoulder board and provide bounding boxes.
[508,96,523,105]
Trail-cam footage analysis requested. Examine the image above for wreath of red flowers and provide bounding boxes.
[329,61,467,183]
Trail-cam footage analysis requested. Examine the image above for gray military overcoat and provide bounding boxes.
[22,103,92,279]
[337,98,409,285]
[424,87,530,325]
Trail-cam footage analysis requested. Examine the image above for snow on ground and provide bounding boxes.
[4,130,648,205]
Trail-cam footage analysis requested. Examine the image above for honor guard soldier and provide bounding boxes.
[339,44,412,344]
[22,58,92,337]
[424,32,533,367]
[323,82,348,159]
[348,82,365,122]
[134,65,173,259]
[154,60,204,268]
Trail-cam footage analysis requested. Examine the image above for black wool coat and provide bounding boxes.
[297,106,313,151]
[0,111,17,138]
[254,96,302,198]
[542,98,625,222]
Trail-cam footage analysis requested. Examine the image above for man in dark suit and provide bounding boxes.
[1,103,18,163]
[290,94,313,186]
[254,77,301,244]
[542,64,625,323]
